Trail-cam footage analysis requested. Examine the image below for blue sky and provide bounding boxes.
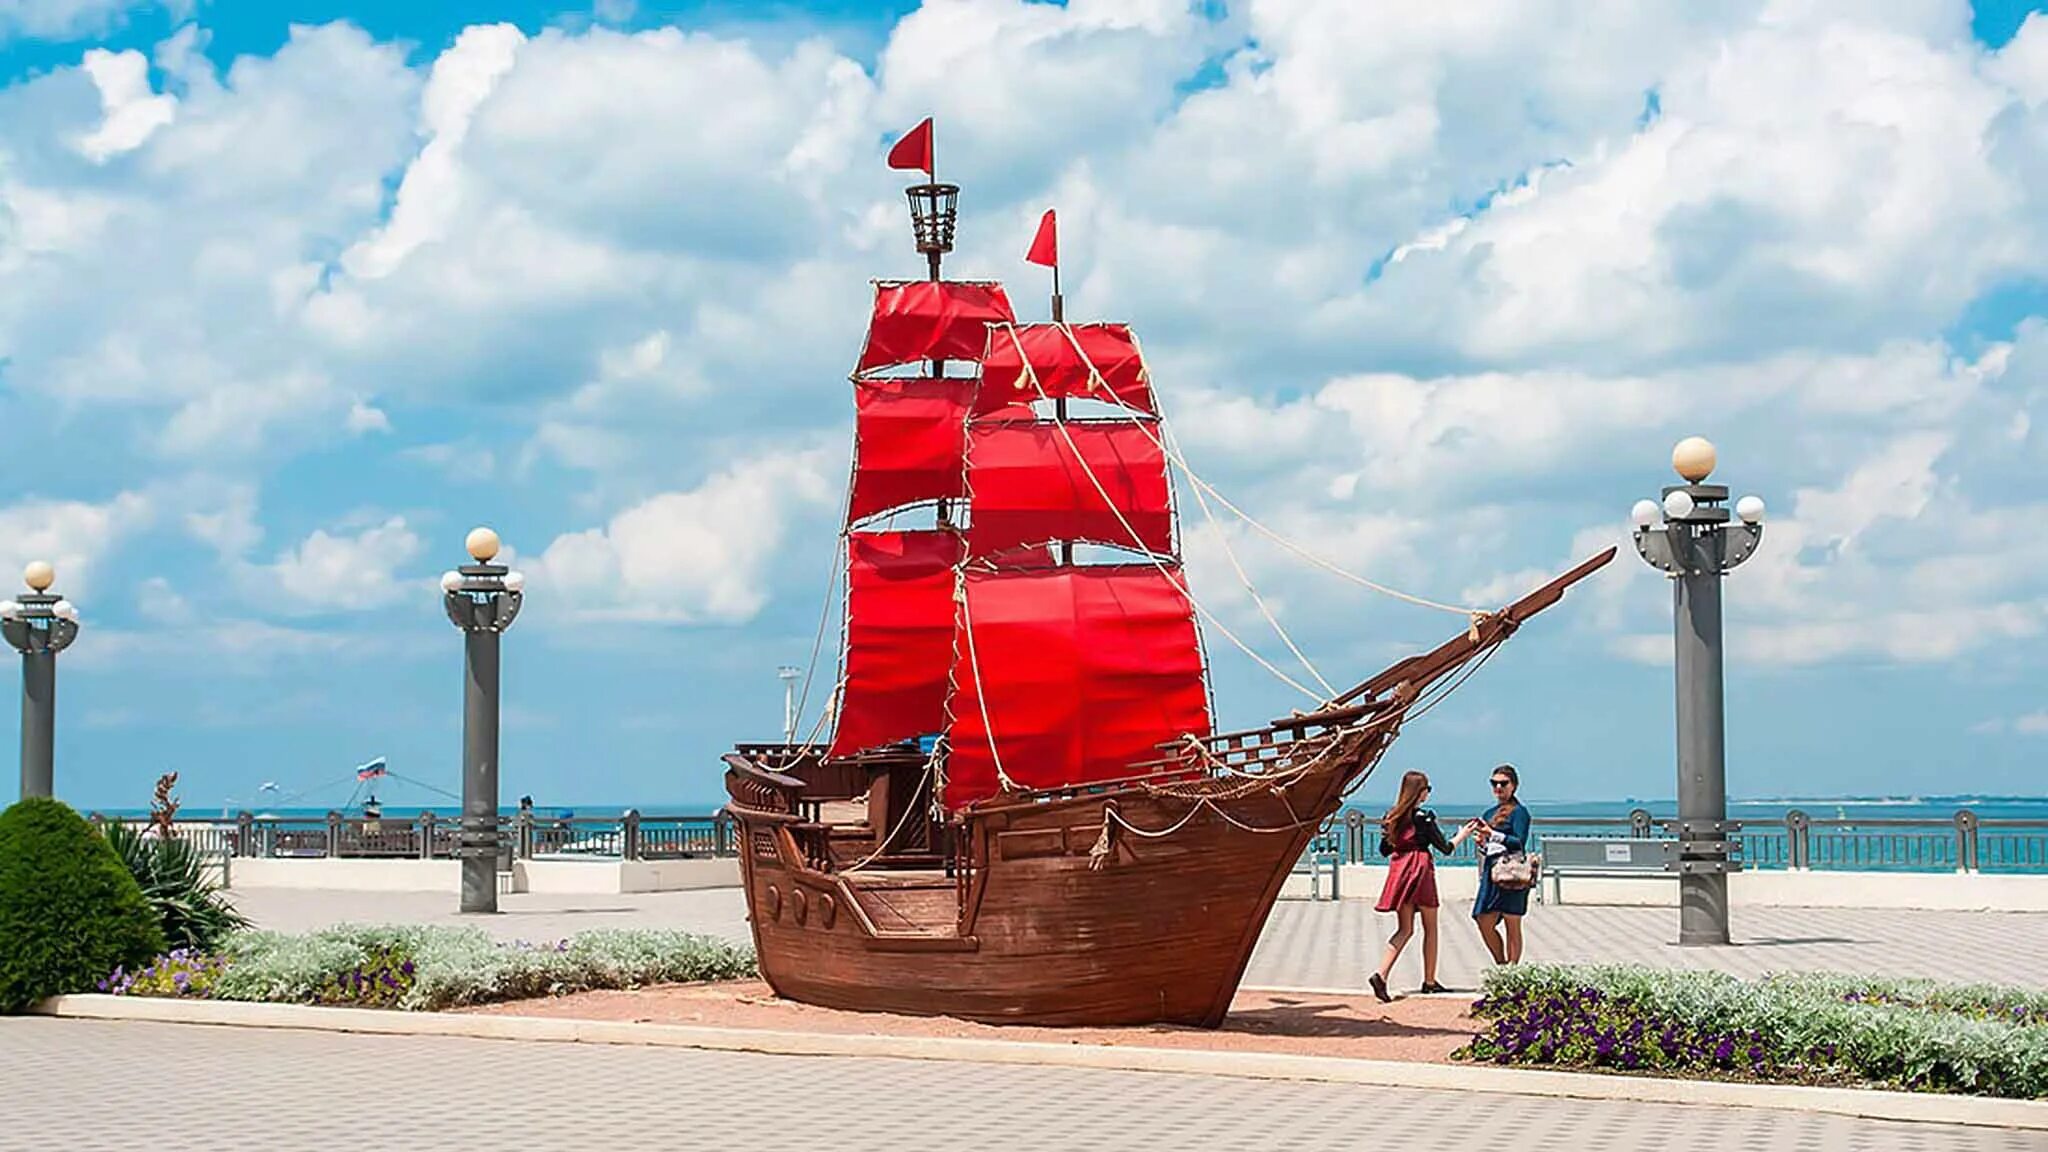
[2,0,2046,817]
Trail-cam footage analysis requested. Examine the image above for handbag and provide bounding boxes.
[1490,849,1540,890]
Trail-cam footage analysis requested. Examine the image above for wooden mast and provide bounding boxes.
[1051,260,1072,564]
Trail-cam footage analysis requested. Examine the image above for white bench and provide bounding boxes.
[1287,832,1342,901]
[1535,836,1670,904]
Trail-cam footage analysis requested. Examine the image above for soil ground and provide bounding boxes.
[459,980,1481,1063]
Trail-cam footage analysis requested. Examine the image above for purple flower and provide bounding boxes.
[1714,1037,1735,1064]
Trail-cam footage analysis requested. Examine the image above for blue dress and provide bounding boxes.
[1472,802,1532,918]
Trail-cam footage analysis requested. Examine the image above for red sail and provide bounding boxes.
[977,323,1155,414]
[826,531,965,759]
[855,281,1016,375]
[965,420,1174,557]
[849,377,970,522]
[944,565,1211,810]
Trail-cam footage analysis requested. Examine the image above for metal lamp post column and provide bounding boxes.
[1,562,80,801]
[1630,438,1765,946]
[441,529,523,913]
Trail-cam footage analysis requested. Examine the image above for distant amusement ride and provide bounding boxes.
[716,119,1613,1027]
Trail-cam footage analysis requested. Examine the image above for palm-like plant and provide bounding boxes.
[111,770,252,950]
[102,819,251,951]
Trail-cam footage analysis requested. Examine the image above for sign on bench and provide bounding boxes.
[1536,836,1666,904]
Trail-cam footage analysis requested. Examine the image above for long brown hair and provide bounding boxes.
[1488,763,1521,827]
[1382,771,1430,837]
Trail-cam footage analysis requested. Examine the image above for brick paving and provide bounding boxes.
[2,1019,2033,1152]
[226,886,2048,993]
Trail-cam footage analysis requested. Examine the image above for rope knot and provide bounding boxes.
[1088,803,1120,871]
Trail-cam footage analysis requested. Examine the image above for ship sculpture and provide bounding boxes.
[719,120,1614,1027]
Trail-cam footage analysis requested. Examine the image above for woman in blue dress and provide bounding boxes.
[1467,763,1531,965]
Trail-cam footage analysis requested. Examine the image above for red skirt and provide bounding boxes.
[1376,850,1439,911]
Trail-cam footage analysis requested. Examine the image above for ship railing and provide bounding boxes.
[85,813,743,863]
[1335,808,2048,874]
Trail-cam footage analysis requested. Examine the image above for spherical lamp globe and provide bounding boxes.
[1630,499,1661,529]
[1672,437,1717,483]
[23,561,55,592]
[1736,495,1766,524]
[465,527,501,563]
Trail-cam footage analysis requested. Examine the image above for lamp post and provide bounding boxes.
[441,528,523,914]
[777,665,800,743]
[2,562,80,801]
[1630,437,1766,946]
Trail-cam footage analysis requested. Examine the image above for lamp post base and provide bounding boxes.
[1676,873,1731,946]
[459,854,498,914]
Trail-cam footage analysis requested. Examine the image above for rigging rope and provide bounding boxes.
[1056,324,1486,621]
[1169,445,1485,619]
[1173,428,1338,698]
[1001,327,1325,704]
[955,581,1022,792]
[792,473,855,754]
[840,745,943,874]
[1049,325,1335,697]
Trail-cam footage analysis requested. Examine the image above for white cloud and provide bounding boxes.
[133,575,195,624]
[532,447,836,623]
[0,0,147,41]
[346,399,392,434]
[1,1,2047,701]
[73,48,177,162]
[240,515,424,612]
[2017,712,2048,736]
[0,492,152,601]
[182,486,262,559]
[399,442,496,483]
[341,22,524,280]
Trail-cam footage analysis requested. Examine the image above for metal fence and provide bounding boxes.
[89,807,2048,875]
[1334,808,2048,875]
[88,812,738,864]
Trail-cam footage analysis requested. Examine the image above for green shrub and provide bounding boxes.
[159,924,756,1011]
[102,821,251,950]
[0,797,165,1012]
[1461,963,2048,1099]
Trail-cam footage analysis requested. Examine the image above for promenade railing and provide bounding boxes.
[87,811,739,865]
[86,807,2048,875]
[1334,808,2048,875]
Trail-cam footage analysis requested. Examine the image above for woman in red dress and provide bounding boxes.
[1370,770,1458,1001]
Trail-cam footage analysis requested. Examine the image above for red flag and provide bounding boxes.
[1024,208,1057,268]
[887,117,933,174]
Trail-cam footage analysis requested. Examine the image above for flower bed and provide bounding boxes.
[99,925,756,1012]
[1455,963,2048,1099]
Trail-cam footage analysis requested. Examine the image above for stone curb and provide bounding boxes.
[33,994,2047,1132]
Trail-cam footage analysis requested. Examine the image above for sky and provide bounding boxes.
[1,0,2045,817]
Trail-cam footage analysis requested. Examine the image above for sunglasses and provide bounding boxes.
[1490,779,1512,788]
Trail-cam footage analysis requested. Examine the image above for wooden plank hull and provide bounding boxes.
[728,735,1374,1028]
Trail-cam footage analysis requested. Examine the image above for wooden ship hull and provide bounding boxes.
[721,553,1611,1028]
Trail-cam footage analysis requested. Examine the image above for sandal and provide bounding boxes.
[1419,981,1449,994]
[1369,973,1391,1003]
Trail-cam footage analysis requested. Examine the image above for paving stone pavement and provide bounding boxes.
[227,886,2048,993]
[1246,903,2048,993]
[1,1019,2034,1152]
